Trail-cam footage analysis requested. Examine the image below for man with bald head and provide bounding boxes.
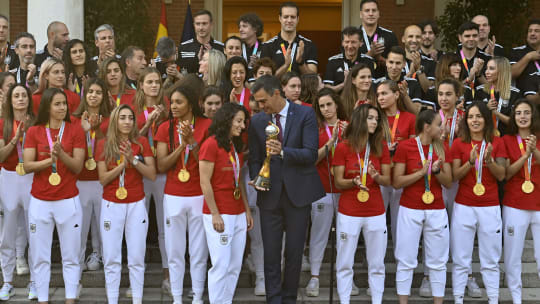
[35,21,70,68]
[470,15,504,57]
[401,24,435,93]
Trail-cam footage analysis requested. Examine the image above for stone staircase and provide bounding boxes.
[2,231,539,303]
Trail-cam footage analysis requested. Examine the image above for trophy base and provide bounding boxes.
[254,175,271,190]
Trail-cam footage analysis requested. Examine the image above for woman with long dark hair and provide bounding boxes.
[0,72,16,117]
[63,39,97,97]
[97,57,135,108]
[23,88,86,303]
[299,73,323,105]
[201,86,223,119]
[333,104,391,304]
[393,109,452,304]
[340,63,376,117]
[305,88,348,297]
[0,84,35,300]
[155,84,212,304]
[96,104,156,304]
[450,101,507,304]
[502,99,540,304]
[71,78,112,274]
[199,102,253,303]
[222,56,251,112]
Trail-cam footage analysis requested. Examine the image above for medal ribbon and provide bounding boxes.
[143,106,155,154]
[75,81,81,96]
[517,135,532,183]
[439,109,458,147]
[415,137,433,192]
[324,122,340,157]
[490,86,503,133]
[460,50,475,97]
[45,121,66,174]
[387,111,400,147]
[473,140,487,185]
[116,155,125,189]
[361,27,375,51]
[242,41,259,62]
[535,61,540,73]
[116,93,123,107]
[280,42,297,71]
[177,117,195,171]
[229,145,240,189]
[356,141,371,187]
[13,121,26,163]
[239,88,246,106]
[86,131,95,160]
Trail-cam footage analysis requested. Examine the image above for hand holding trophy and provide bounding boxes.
[253,121,281,190]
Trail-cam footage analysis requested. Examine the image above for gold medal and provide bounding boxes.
[48,172,61,186]
[115,187,128,200]
[422,191,434,204]
[522,180,534,194]
[356,190,369,202]
[16,163,25,176]
[494,129,501,137]
[178,169,190,182]
[85,158,97,171]
[473,183,485,196]
[233,187,241,200]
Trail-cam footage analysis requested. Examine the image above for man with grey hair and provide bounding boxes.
[92,24,120,66]
[10,32,38,90]
[155,37,181,82]
[35,21,70,68]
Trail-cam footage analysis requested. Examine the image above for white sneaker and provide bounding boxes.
[188,289,194,298]
[0,283,14,301]
[125,287,132,298]
[162,278,171,296]
[16,256,30,275]
[419,276,431,297]
[27,281,37,300]
[454,295,464,304]
[85,252,102,271]
[254,276,266,296]
[466,276,482,298]
[301,255,310,272]
[245,254,255,273]
[305,277,319,297]
[351,281,359,296]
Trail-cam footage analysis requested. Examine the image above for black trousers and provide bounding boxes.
[259,189,311,304]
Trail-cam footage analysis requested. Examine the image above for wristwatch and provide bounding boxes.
[280,150,284,159]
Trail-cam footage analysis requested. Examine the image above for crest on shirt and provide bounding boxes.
[104,221,111,231]
[317,203,325,212]
[337,67,343,73]
[166,217,170,226]
[507,226,514,236]
[220,234,229,245]
[276,49,282,55]
[30,223,36,233]
[340,232,347,241]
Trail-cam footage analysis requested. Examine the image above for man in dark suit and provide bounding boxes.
[248,75,325,303]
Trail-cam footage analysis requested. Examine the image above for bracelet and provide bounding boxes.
[485,157,494,164]
[433,168,441,175]
[468,159,475,166]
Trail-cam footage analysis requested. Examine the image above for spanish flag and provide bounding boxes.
[153,1,168,58]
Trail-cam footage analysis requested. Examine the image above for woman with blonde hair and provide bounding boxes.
[199,49,226,87]
[468,56,521,136]
[96,104,156,304]
[32,58,81,115]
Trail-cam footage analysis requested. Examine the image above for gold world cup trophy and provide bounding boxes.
[253,122,281,190]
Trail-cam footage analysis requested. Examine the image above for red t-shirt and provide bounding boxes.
[393,137,450,210]
[24,122,85,201]
[136,106,166,155]
[386,111,416,143]
[0,119,25,171]
[71,116,110,181]
[440,109,464,149]
[333,140,390,217]
[317,124,342,193]
[502,134,540,210]
[199,136,245,215]
[234,88,252,113]
[154,117,211,196]
[32,89,81,116]
[95,137,153,203]
[111,89,135,108]
[450,137,507,207]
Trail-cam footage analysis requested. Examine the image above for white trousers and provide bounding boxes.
[336,212,387,304]
[28,195,82,302]
[380,185,403,244]
[77,180,103,271]
[451,202,501,301]
[204,213,247,304]
[144,174,167,268]
[395,206,449,297]
[101,199,148,304]
[163,194,208,301]
[310,192,339,276]
[0,169,34,282]
[503,206,540,304]
[242,164,265,278]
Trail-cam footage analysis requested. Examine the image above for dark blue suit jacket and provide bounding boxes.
[248,101,325,209]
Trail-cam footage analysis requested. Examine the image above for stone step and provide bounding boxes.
[4,262,539,289]
[4,287,540,303]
